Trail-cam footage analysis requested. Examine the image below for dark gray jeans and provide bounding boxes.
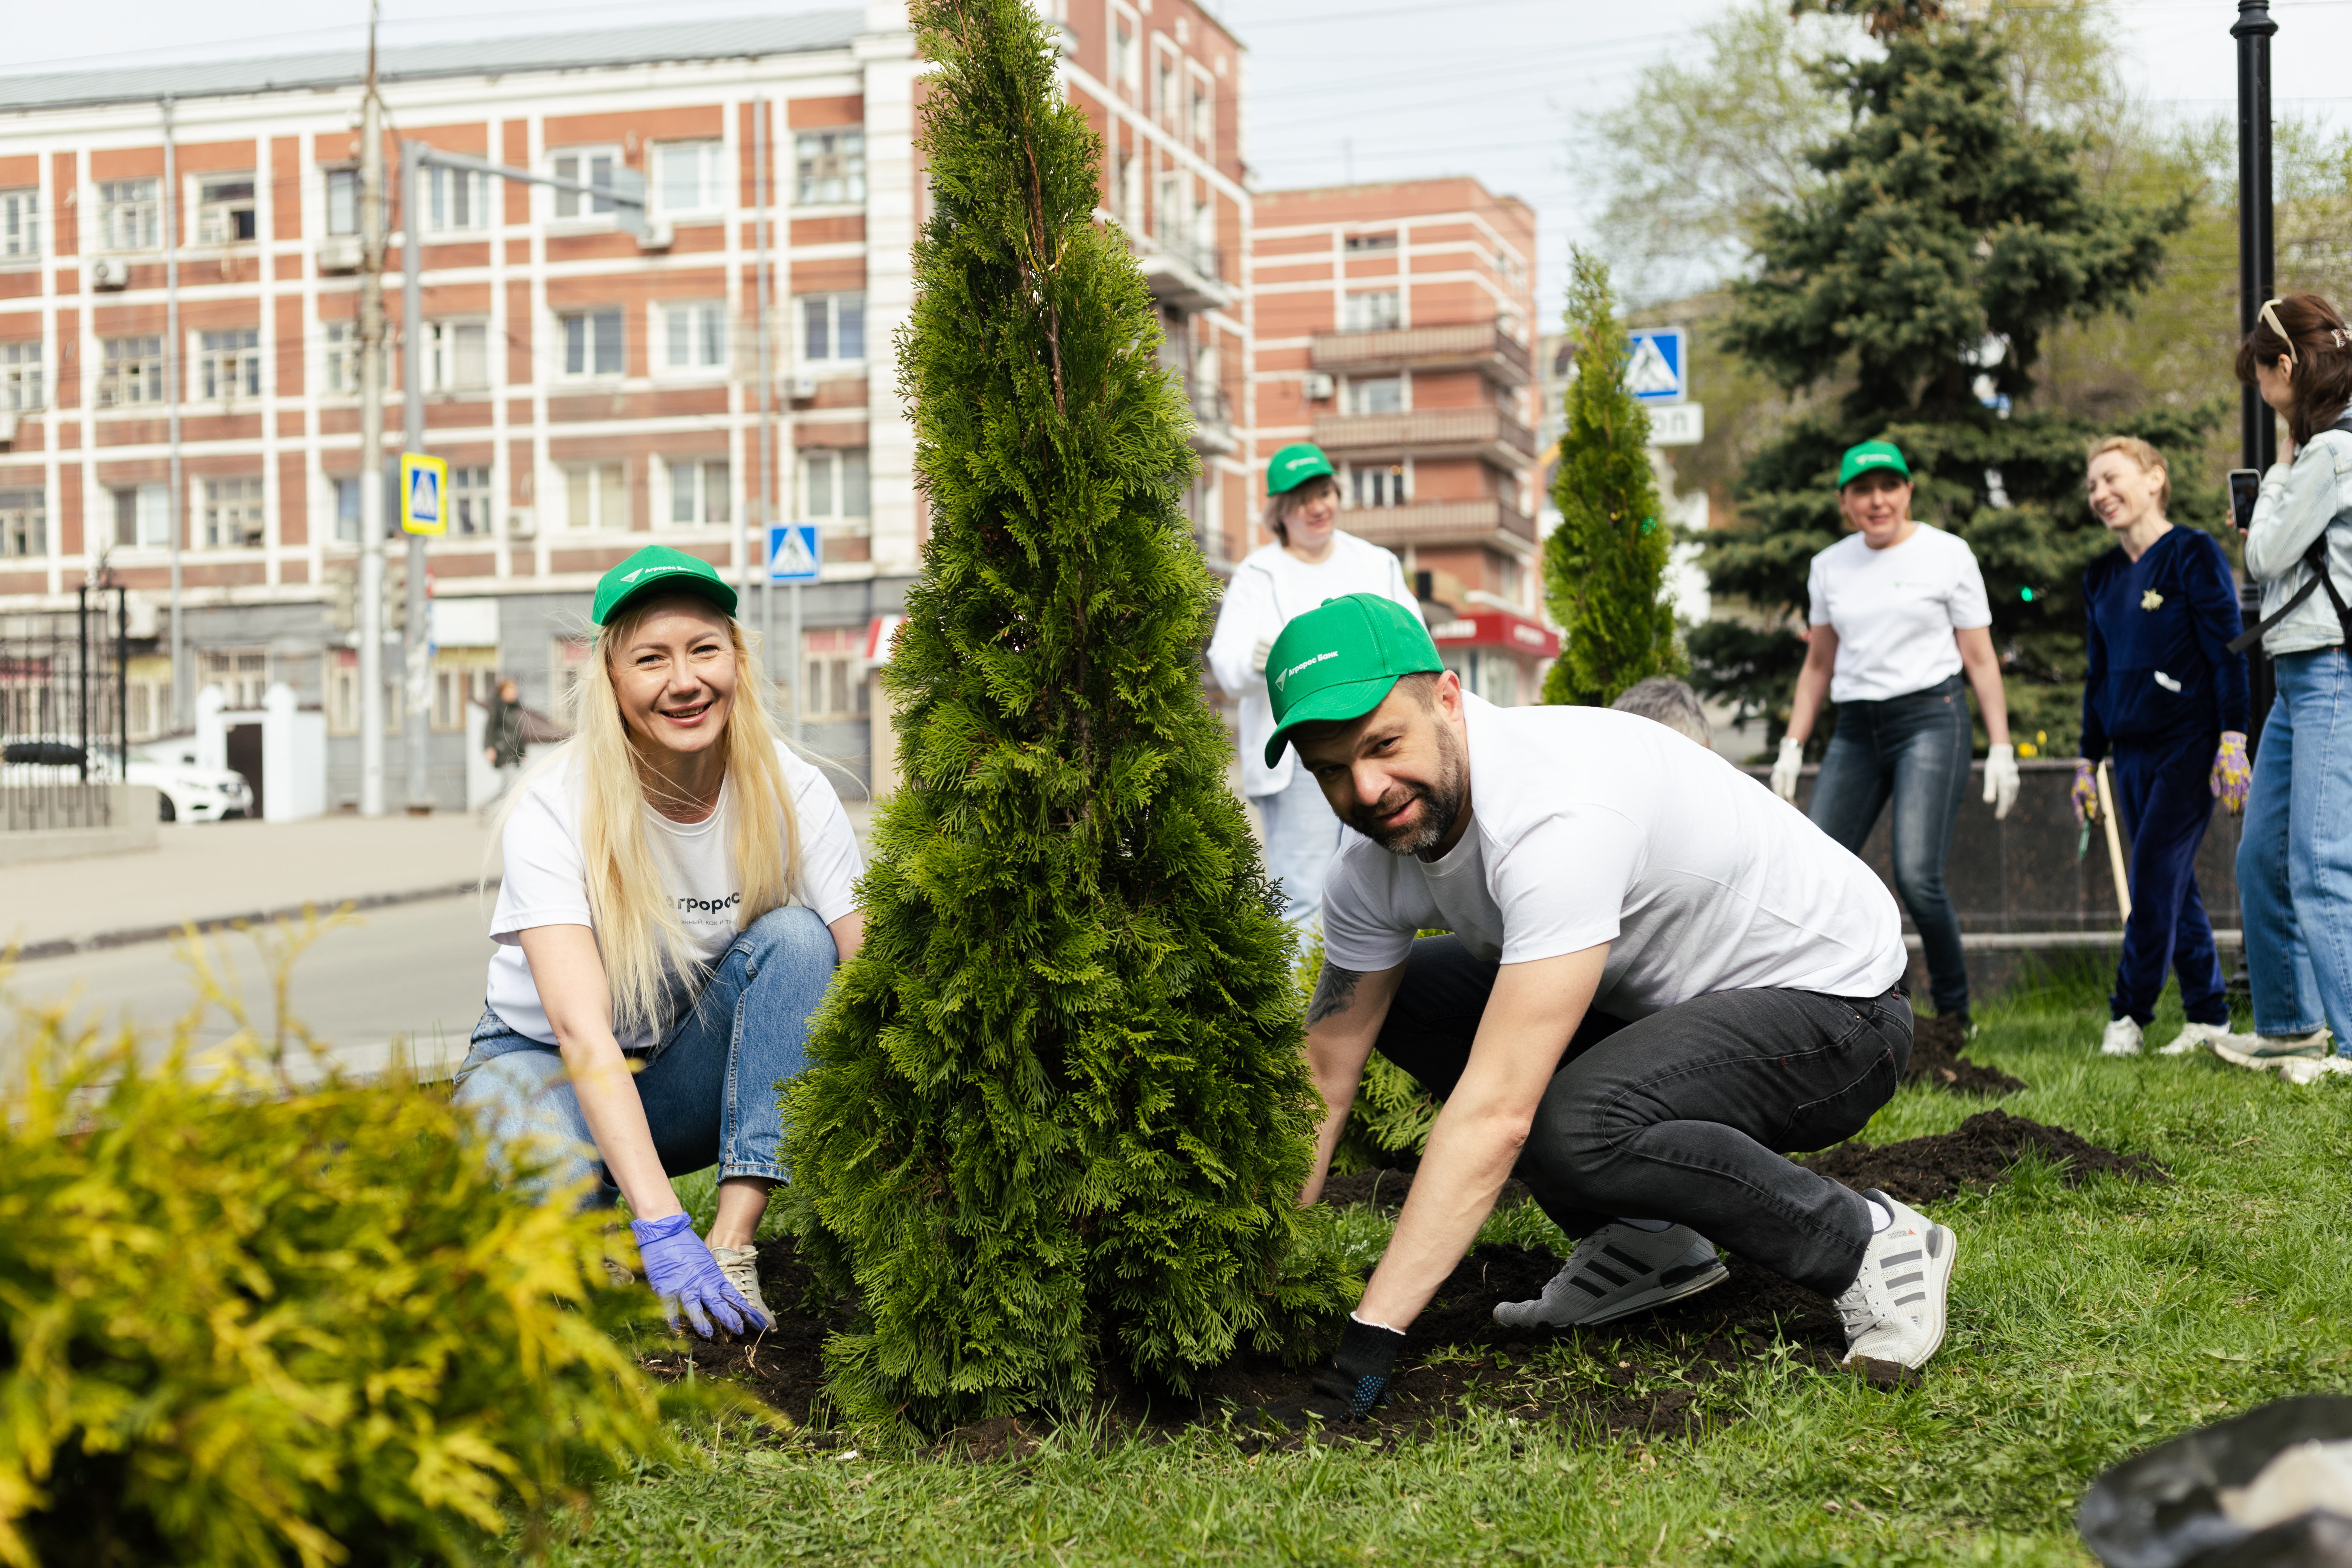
[1373,936,1912,1297]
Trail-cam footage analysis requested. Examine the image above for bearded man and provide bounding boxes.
[1268,594,1957,1419]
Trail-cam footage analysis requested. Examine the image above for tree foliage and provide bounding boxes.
[1542,251,1685,708]
[779,0,1352,1438]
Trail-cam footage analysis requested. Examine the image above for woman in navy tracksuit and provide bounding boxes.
[2075,436,2251,1057]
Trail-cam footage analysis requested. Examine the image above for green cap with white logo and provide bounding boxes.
[1837,439,1911,489]
[1266,442,1335,496]
[591,544,738,627]
[1262,593,1444,767]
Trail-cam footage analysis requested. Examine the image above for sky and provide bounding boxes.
[9,0,2352,310]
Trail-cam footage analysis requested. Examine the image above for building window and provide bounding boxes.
[202,476,265,548]
[0,340,41,412]
[1112,19,1137,90]
[1346,376,1403,415]
[423,166,491,233]
[550,149,620,219]
[1191,84,1213,150]
[201,649,270,709]
[1343,290,1402,332]
[653,141,725,214]
[195,175,257,245]
[326,651,358,735]
[97,179,159,251]
[659,301,727,372]
[98,336,164,407]
[794,131,864,205]
[1345,233,1399,254]
[113,483,169,547]
[335,475,363,542]
[325,168,359,236]
[799,293,865,362]
[450,464,492,535]
[198,329,262,400]
[1352,464,1407,508]
[802,635,870,720]
[559,309,625,377]
[0,189,38,260]
[323,321,388,394]
[1155,175,1181,240]
[563,462,627,530]
[433,664,492,732]
[424,321,488,391]
[803,449,869,519]
[666,458,730,525]
[1155,56,1178,124]
[0,489,43,559]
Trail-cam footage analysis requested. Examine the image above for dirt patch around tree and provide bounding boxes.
[1906,1014,2027,1096]
[1799,1108,2167,1207]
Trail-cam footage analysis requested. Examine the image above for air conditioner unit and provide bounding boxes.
[506,507,536,538]
[90,257,132,291]
[317,234,362,273]
[1301,371,1336,402]
[635,221,675,252]
[0,412,16,447]
[791,374,819,401]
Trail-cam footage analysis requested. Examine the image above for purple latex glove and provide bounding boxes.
[2070,760,2100,828]
[2212,731,2251,817]
[629,1213,763,1338]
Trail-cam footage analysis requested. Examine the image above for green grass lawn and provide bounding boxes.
[551,970,2352,1567]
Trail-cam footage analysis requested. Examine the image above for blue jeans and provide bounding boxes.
[450,904,839,1204]
[1257,764,1346,926]
[1806,674,1972,1017]
[2236,649,2352,1050]
[2107,736,2228,1027]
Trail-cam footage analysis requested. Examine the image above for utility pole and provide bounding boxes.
[161,97,184,732]
[357,11,388,817]
[2237,0,2278,760]
[401,136,432,814]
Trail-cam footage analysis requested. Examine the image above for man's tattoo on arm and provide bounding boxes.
[1307,962,1363,1025]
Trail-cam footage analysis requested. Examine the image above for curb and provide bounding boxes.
[9,880,493,963]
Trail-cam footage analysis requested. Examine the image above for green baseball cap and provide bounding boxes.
[1262,593,1444,767]
[1837,439,1911,489]
[591,545,738,627]
[1266,442,1335,496]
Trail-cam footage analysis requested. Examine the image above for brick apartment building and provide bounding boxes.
[1248,177,1556,705]
[0,0,1251,807]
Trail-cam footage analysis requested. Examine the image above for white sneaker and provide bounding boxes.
[1834,1190,1957,1370]
[1493,1222,1728,1330]
[2158,1021,2239,1056]
[2279,1054,2352,1086]
[2212,1029,2335,1072]
[2099,1017,2144,1057]
[707,1243,775,1331]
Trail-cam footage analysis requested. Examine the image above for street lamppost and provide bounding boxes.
[2236,0,2278,765]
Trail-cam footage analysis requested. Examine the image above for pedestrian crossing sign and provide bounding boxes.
[1624,328,1686,404]
[400,452,450,535]
[769,523,820,584]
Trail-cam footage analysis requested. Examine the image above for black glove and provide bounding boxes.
[1309,1315,1406,1419]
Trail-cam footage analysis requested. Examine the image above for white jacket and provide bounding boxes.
[1205,532,1423,797]
[2247,429,2352,656]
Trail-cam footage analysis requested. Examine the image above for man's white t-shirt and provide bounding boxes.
[1321,698,1906,1018]
[1205,531,1423,798]
[486,741,864,1049]
[1805,525,1992,703]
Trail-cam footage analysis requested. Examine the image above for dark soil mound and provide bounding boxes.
[1906,1014,2026,1096]
[634,1233,853,1430]
[1801,1109,2165,1206]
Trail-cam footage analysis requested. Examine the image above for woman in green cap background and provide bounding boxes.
[1208,443,1425,925]
[1770,440,2018,1034]
[453,545,867,1339]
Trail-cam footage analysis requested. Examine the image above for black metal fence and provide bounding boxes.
[0,586,130,832]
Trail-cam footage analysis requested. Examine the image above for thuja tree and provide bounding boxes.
[1694,18,2198,754]
[1542,249,1685,707]
[779,0,1351,1435]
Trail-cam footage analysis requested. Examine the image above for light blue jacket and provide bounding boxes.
[2246,428,2352,655]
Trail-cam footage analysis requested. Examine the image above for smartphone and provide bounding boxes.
[2229,468,2262,534]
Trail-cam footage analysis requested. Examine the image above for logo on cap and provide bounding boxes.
[1275,649,1338,692]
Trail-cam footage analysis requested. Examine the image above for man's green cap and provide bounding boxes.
[1263,593,1444,767]
[1837,439,1911,489]
[591,545,738,627]
[1266,442,1335,496]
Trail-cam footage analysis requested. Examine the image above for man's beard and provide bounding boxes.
[1345,720,1467,858]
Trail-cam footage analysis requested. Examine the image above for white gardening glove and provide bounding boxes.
[1251,635,1274,677]
[1770,736,1804,802]
[1983,743,2020,820]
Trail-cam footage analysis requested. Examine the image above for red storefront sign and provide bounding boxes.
[1427,610,1560,658]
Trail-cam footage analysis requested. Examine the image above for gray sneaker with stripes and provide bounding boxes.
[1834,1188,1956,1369]
[1492,1221,1728,1330]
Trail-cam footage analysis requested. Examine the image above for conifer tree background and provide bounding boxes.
[1692,17,2199,755]
[780,0,1351,1436]
[1542,250,1686,707]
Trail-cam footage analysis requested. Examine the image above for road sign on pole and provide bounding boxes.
[1625,328,1686,404]
[769,524,820,584]
[399,452,449,534]
[1646,403,1706,447]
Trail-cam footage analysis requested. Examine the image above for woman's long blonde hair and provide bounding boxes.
[527,596,801,1038]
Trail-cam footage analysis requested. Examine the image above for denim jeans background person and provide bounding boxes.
[1773,439,2020,1031]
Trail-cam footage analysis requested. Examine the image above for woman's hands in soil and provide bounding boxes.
[630,1213,768,1338]
[2212,732,2251,816]
[2070,760,2100,827]
[1309,1315,1407,1420]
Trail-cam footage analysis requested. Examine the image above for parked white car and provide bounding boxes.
[0,739,253,823]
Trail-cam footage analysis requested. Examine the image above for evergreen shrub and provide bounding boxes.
[781,0,1354,1436]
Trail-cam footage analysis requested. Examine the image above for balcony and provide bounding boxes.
[1133,234,1232,313]
[1312,406,1537,470]
[1310,320,1533,388]
[1337,497,1537,549]
[1187,383,1238,456]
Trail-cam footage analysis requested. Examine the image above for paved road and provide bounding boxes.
[5,893,495,1081]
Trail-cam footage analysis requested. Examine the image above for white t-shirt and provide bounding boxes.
[485,741,864,1049]
[1806,525,1992,703]
[1205,531,1423,798]
[1321,698,1906,1018]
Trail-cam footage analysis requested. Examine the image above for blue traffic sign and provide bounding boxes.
[769,524,820,584]
[1624,328,1686,404]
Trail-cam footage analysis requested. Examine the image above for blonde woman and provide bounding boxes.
[453,547,866,1338]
